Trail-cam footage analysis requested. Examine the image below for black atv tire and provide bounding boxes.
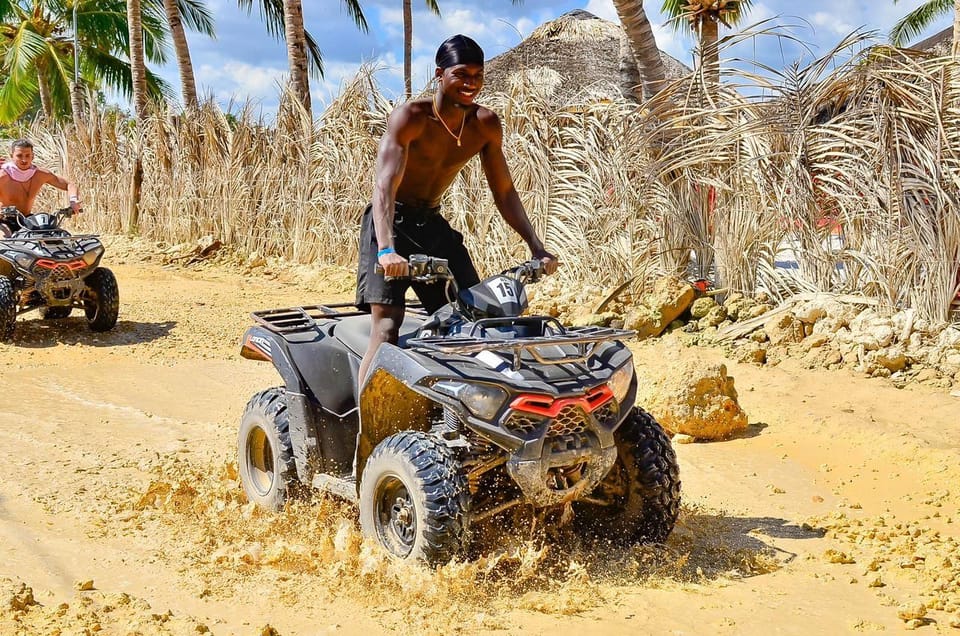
[238,387,300,512]
[0,277,15,342]
[83,267,119,332]
[39,306,72,320]
[359,431,471,565]
[575,408,681,544]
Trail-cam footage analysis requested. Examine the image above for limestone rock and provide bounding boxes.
[698,305,728,329]
[690,297,718,319]
[643,361,749,440]
[570,311,619,328]
[2,579,37,612]
[734,342,767,365]
[872,347,908,373]
[764,313,805,346]
[622,277,696,339]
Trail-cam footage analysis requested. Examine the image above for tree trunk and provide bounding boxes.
[953,0,960,57]
[618,33,642,102]
[403,0,412,99]
[699,19,720,92]
[611,0,667,99]
[127,0,149,120]
[163,0,199,109]
[37,70,53,121]
[284,0,311,116]
[71,81,85,128]
[127,154,143,234]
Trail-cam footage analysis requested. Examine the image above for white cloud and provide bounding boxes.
[197,61,287,102]
[584,0,617,23]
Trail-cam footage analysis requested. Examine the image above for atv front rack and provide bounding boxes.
[252,303,429,334]
[409,321,636,370]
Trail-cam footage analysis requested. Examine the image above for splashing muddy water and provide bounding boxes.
[112,455,784,633]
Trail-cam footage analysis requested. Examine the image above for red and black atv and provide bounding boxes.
[238,255,680,564]
[0,206,119,341]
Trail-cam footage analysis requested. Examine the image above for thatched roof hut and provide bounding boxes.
[482,9,690,103]
[912,27,952,56]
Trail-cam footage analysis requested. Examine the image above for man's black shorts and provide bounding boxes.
[355,202,480,313]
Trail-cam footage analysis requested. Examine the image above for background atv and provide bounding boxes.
[0,206,119,341]
[238,255,680,564]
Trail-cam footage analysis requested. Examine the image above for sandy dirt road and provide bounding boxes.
[1,242,959,634]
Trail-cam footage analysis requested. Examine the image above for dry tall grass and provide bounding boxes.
[18,38,960,324]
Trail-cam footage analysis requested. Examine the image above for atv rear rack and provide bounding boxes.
[0,234,101,245]
[409,323,636,370]
[252,303,429,334]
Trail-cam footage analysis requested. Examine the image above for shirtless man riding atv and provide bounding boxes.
[0,138,81,237]
[356,34,559,384]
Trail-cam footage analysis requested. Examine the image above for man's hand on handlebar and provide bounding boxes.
[378,251,409,278]
[532,247,559,276]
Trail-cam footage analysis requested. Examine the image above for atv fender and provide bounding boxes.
[240,326,359,482]
[355,343,438,490]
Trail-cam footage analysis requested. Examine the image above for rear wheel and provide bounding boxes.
[0,277,15,342]
[39,305,72,320]
[574,408,681,543]
[359,431,471,565]
[238,387,299,511]
[83,267,119,332]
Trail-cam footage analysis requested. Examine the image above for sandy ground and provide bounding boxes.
[1,239,959,635]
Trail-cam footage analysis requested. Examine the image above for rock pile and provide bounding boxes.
[528,276,960,391]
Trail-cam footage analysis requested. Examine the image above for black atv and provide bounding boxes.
[238,255,680,564]
[0,206,119,341]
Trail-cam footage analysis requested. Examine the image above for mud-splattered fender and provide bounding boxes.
[354,343,440,490]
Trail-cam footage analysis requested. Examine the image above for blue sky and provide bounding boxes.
[158,0,953,116]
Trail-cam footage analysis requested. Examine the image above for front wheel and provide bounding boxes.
[82,267,119,332]
[238,388,300,512]
[574,408,681,544]
[0,277,16,342]
[359,431,471,565]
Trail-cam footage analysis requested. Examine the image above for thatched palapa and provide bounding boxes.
[482,9,689,103]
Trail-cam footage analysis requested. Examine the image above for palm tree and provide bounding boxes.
[891,0,960,56]
[158,0,215,109]
[128,0,148,119]
[237,0,368,80]
[281,0,309,113]
[0,0,172,124]
[661,0,753,89]
[403,0,440,99]
[612,0,668,99]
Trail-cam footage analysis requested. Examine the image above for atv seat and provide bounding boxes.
[333,313,429,356]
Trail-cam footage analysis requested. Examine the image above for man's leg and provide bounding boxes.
[358,303,406,388]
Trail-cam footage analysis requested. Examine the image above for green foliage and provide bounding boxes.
[0,0,174,124]
[890,0,953,46]
[660,0,754,32]
[236,0,368,78]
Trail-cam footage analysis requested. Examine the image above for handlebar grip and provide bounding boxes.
[374,263,400,282]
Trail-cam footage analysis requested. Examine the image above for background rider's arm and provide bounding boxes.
[479,111,550,257]
[42,171,80,209]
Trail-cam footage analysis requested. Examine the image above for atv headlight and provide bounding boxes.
[433,380,508,420]
[82,246,104,266]
[11,252,35,269]
[608,363,634,403]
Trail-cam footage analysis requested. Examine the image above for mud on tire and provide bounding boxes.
[359,431,471,565]
[83,267,119,332]
[0,277,15,342]
[238,387,300,512]
[574,408,681,544]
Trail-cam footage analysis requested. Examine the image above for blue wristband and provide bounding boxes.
[377,246,395,258]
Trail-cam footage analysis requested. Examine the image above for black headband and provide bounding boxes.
[435,35,484,69]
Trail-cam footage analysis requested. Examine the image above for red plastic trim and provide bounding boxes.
[510,384,614,417]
